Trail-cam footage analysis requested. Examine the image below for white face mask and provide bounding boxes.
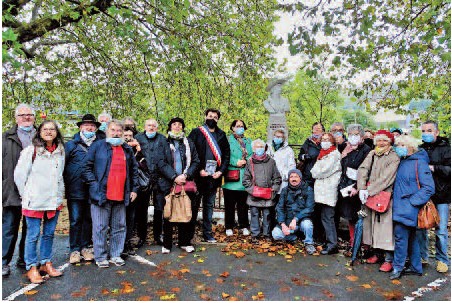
[321,141,332,150]
[348,134,361,146]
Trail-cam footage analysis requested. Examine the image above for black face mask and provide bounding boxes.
[364,138,374,146]
[205,119,217,129]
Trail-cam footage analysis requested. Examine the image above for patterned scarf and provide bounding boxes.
[169,134,191,175]
[80,131,96,146]
[233,134,248,160]
[168,131,185,140]
[374,145,391,156]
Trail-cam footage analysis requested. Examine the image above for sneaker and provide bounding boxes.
[379,262,393,272]
[109,257,125,266]
[436,261,449,273]
[162,247,171,254]
[305,244,316,255]
[225,229,233,237]
[181,246,195,253]
[81,247,94,261]
[96,260,109,268]
[2,265,10,276]
[205,237,217,243]
[241,228,250,236]
[366,255,380,264]
[69,251,81,264]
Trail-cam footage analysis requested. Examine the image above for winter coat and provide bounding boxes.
[2,125,31,207]
[157,136,200,195]
[222,134,253,191]
[14,144,65,211]
[63,132,101,201]
[310,150,342,207]
[420,137,451,204]
[188,126,230,191]
[82,140,139,207]
[242,155,281,207]
[337,143,371,221]
[357,148,400,251]
[297,138,321,186]
[136,132,167,188]
[276,182,314,226]
[267,142,296,194]
[393,149,435,227]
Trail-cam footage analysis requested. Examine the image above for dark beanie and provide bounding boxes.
[288,169,302,180]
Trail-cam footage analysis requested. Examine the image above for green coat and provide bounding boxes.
[222,134,253,191]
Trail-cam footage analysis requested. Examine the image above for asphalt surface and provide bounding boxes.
[2,234,450,301]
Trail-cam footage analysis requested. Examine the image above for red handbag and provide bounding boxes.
[250,160,273,200]
[174,181,197,194]
[365,191,391,213]
[225,169,240,182]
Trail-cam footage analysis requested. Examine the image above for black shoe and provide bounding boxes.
[251,237,259,245]
[16,258,26,269]
[403,268,422,276]
[389,270,402,280]
[154,239,164,246]
[127,249,137,256]
[321,247,339,255]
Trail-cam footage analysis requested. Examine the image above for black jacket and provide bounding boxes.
[297,138,321,186]
[157,137,200,194]
[420,137,451,204]
[136,132,167,184]
[188,125,230,190]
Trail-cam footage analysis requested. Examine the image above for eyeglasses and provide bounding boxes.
[17,114,35,118]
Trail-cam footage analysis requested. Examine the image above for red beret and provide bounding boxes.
[374,129,394,143]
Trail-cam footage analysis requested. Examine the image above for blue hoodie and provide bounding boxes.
[393,149,435,227]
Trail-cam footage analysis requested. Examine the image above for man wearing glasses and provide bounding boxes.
[2,104,36,276]
[330,122,348,153]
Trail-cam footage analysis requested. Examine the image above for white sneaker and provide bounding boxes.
[162,247,171,254]
[181,246,195,253]
[225,229,233,237]
[109,257,125,266]
[241,228,250,236]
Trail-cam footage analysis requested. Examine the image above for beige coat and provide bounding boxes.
[357,149,400,251]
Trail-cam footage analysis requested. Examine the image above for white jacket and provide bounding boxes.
[310,149,341,207]
[14,144,65,211]
[267,142,296,194]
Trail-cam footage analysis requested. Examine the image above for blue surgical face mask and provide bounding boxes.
[422,133,435,143]
[394,146,408,158]
[255,148,265,156]
[273,137,283,145]
[334,132,343,137]
[106,137,124,146]
[146,131,156,139]
[19,125,33,132]
[235,127,245,136]
[83,131,95,139]
[312,133,321,139]
[99,122,107,132]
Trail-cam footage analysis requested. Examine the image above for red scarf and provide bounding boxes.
[317,145,336,160]
[45,143,57,153]
[252,153,268,161]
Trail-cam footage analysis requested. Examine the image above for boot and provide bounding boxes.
[39,262,62,277]
[27,266,44,284]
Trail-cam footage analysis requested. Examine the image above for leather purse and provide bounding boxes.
[415,161,440,229]
[174,181,197,194]
[164,186,192,223]
[250,160,273,200]
[225,169,240,182]
[365,191,391,213]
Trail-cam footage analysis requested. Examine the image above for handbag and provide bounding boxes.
[364,154,391,213]
[137,168,151,192]
[163,186,192,223]
[250,160,273,200]
[225,169,240,182]
[174,181,197,194]
[415,161,440,229]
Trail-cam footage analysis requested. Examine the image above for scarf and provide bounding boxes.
[80,131,96,146]
[168,131,185,140]
[169,136,191,175]
[252,153,268,162]
[341,142,359,159]
[233,134,248,160]
[45,143,57,153]
[272,141,283,152]
[310,135,321,145]
[317,145,336,160]
[374,145,391,156]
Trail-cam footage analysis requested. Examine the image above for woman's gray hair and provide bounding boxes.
[347,124,364,136]
[395,134,419,153]
[98,112,112,121]
[107,119,124,130]
[15,103,35,116]
[251,139,266,150]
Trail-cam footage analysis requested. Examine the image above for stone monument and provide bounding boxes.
[264,78,290,142]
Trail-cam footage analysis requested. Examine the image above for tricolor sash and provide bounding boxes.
[198,125,222,167]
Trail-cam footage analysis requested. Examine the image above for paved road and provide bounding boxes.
[2,235,450,301]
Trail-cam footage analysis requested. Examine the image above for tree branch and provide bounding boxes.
[2,0,32,17]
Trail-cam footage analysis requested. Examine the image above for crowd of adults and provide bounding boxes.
[2,103,450,284]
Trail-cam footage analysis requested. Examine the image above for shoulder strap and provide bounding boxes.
[415,160,420,189]
[367,154,375,181]
[198,126,222,166]
[249,159,256,186]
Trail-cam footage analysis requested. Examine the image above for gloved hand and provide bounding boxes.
[359,190,369,204]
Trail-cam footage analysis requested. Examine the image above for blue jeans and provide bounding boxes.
[2,206,26,266]
[25,212,60,270]
[272,219,314,244]
[250,206,271,237]
[201,189,217,239]
[393,223,422,273]
[68,199,92,252]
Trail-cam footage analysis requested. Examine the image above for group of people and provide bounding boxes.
[2,104,450,285]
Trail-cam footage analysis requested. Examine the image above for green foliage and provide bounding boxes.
[340,110,377,130]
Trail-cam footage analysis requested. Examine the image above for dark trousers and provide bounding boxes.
[2,206,26,266]
[153,191,165,242]
[125,201,136,245]
[68,199,92,252]
[393,223,422,273]
[269,194,280,231]
[320,204,337,249]
[134,190,151,241]
[198,188,217,239]
[312,203,325,243]
[163,220,192,250]
[223,189,249,230]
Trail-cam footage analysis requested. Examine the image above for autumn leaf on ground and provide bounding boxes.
[317,263,328,267]
[160,293,177,301]
[156,289,167,296]
[101,289,110,295]
[116,270,126,275]
[200,294,211,300]
[220,271,230,278]
[222,292,230,299]
[146,250,152,255]
[235,251,245,258]
[382,290,404,300]
[216,278,225,284]
[137,296,151,301]
[228,296,239,301]
[140,281,148,285]
[268,252,276,257]
[171,287,181,293]
[284,255,293,259]
[25,290,38,295]
[120,282,135,294]
[280,286,291,292]
[335,272,341,276]
[322,289,334,298]
[50,294,62,299]
[179,268,190,273]
[260,243,270,249]
[346,275,359,282]
[391,279,402,285]
[257,292,265,299]
[361,284,372,289]
[197,258,205,263]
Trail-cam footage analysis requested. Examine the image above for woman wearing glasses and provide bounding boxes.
[14,120,65,283]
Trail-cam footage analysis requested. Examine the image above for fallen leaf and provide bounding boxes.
[268,252,275,257]
[235,251,245,258]
[317,263,328,267]
[284,255,293,259]
[216,278,225,284]
[146,250,152,255]
[391,279,402,285]
[160,293,176,300]
[120,282,135,294]
[220,271,230,278]
[111,289,120,294]
[260,243,270,249]
[156,289,167,296]
[137,296,151,301]
[280,286,291,292]
[382,290,404,300]
[361,284,372,289]
[101,289,110,295]
[50,294,62,299]
[222,292,230,299]
[140,281,148,285]
[228,296,239,301]
[197,258,205,263]
[179,268,190,273]
[346,275,359,282]
[335,272,341,276]
[257,291,265,299]
[71,291,86,298]
[171,287,181,293]
[116,270,126,275]
[25,290,38,295]
[322,289,334,298]
[199,294,211,300]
